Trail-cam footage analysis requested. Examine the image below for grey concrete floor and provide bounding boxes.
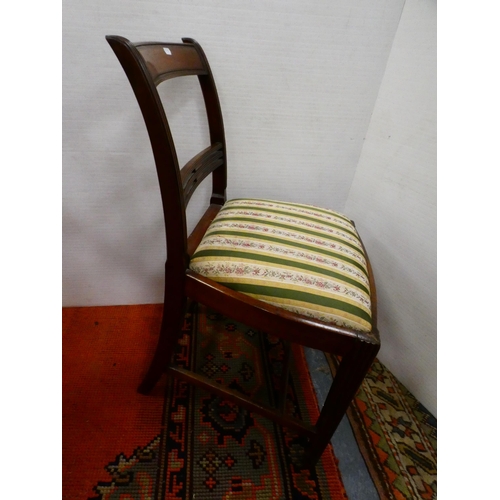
[305,348,379,500]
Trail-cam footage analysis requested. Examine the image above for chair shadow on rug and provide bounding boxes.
[106,35,380,467]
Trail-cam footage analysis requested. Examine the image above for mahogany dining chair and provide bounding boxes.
[106,35,380,466]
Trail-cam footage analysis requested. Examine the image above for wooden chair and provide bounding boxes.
[106,35,380,466]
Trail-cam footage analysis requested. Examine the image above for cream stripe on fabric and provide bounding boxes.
[201,226,367,273]
[193,246,370,294]
[193,264,371,313]
[217,201,364,252]
[190,199,372,332]
[247,295,371,332]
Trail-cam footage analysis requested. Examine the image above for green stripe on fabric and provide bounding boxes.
[223,203,354,231]
[201,230,367,274]
[192,248,370,296]
[220,204,359,240]
[214,215,362,254]
[228,199,353,224]
[215,216,361,252]
[218,282,372,325]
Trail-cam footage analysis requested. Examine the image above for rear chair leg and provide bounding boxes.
[138,266,187,394]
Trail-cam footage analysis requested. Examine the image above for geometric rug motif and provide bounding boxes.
[91,304,348,499]
[326,355,437,499]
[88,436,162,499]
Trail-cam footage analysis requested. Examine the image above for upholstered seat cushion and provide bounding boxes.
[189,199,372,332]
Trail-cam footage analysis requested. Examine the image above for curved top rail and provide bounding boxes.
[135,42,207,85]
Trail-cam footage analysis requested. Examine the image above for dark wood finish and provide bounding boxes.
[168,366,317,439]
[106,34,380,466]
[181,143,224,204]
[186,204,223,257]
[277,340,292,413]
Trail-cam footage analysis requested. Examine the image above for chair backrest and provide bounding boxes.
[106,36,227,268]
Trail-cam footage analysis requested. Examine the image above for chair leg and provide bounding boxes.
[277,340,292,413]
[138,266,187,394]
[305,341,378,466]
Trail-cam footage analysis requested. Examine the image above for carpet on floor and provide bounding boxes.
[63,304,347,500]
[326,355,437,499]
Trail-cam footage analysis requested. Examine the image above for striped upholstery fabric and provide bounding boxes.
[189,199,372,332]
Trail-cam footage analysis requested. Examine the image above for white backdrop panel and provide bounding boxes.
[63,0,404,306]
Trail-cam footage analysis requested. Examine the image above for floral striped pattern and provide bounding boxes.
[190,199,372,332]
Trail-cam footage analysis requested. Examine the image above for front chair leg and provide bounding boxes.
[305,341,378,466]
[277,340,292,413]
[138,266,187,394]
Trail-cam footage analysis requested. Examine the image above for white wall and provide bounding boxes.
[344,0,436,415]
[63,0,404,306]
[63,0,436,413]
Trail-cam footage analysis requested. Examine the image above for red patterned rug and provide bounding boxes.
[63,304,347,499]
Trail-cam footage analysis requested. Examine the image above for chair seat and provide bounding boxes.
[190,199,372,332]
